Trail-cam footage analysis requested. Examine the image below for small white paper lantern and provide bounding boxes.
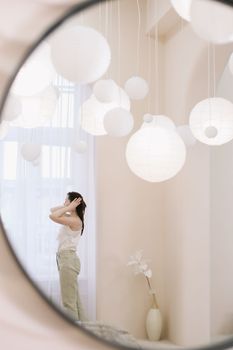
[177,124,197,147]
[126,126,186,182]
[0,121,10,140]
[11,42,56,96]
[143,114,153,123]
[93,79,118,103]
[73,140,87,154]
[11,86,58,128]
[189,97,233,145]
[205,126,218,138]
[50,25,111,83]
[81,88,130,136]
[104,108,134,137]
[229,53,233,76]
[21,143,41,161]
[170,0,192,21]
[190,0,233,44]
[2,94,22,122]
[124,76,149,100]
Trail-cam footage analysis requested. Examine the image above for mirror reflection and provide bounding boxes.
[0,0,233,349]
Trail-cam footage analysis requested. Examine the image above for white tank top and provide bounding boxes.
[57,225,82,252]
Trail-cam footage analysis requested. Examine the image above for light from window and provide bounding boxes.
[41,145,71,178]
[3,142,17,180]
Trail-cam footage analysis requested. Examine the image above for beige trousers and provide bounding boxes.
[56,249,87,321]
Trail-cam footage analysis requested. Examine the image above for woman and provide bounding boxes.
[49,191,87,322]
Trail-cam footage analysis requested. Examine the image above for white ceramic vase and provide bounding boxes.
[146,307,163,341]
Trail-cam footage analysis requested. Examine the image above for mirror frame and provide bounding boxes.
[0,1,233,349]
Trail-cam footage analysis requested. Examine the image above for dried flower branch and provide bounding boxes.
[127,250,158,308]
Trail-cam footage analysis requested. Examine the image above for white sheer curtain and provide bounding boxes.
[0,76,96,321]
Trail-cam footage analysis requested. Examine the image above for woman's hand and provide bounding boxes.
[67,198,82,211]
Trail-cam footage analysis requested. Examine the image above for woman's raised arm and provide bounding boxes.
[50,205,64,213]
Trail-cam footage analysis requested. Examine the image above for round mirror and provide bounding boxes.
[0,0,233,349]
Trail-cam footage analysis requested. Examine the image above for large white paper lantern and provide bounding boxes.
[124,76,149,100]
[21,143,41,161]
[11,42,56,96]
[0,121,10,140]
[104,108,134,137]
[81,87,130,136]
[170,0,192,21]
[189,97,233,145]
[11,86,58,128]
[126,126,186,182]
[2,94,22,122]
[190,0,233,44]
[177,124,196,147]
[50,25,111,83]
[93,79,118,103]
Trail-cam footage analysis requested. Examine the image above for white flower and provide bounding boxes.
[127,251,152,278]
[145,269,152,278]
[127,250,143,265]
[127,251,157,306]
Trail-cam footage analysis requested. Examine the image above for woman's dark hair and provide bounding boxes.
[67,191,86,235]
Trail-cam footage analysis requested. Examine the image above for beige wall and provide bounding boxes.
[162,17,233,347]
[210,142,233,336]
[162,23,211,346]
[146,0,171,32]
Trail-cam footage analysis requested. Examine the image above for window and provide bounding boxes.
[0,76,96,320]
[41,145,71,178]
[3,142,17,180]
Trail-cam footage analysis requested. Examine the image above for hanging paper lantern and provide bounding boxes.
[189,97,233,145]
[81,87,130,136]
[170,0,192,21]
[190,0,233,44]
[124,76,149,100]
[93,79,118,103]
[204,126,218,138]
[104,108,134,137]
[21,143,41,161]
[73,140,87,154]
[11,42,56,96]
[229,53,233,76]
[2,94,22,122]
[11,86,58,128]
[0,121,10,140]
[50,25,111,83]
[177,124,196,147]
[126,126,186,182]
